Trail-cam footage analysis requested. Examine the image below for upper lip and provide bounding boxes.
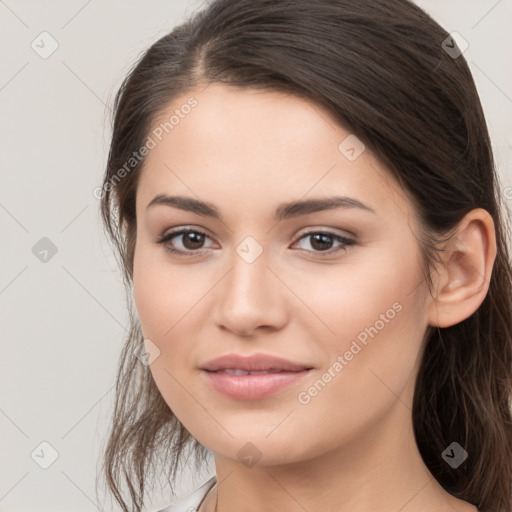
[201,353,312,372]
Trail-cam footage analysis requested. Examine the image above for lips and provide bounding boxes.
[214,369,285,375]
[200,353,312,373]
[200,353,313,400]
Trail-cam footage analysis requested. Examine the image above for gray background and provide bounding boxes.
[1,1,511,511]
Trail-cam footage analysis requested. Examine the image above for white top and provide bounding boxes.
[157,475,217,512]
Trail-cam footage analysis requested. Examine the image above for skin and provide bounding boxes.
[132,83,496,512]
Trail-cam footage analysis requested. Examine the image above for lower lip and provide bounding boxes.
[201,370,311,400]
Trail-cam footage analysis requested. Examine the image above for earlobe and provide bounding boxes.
[428,208,497,328]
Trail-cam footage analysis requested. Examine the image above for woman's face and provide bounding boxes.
[133,83,434,465]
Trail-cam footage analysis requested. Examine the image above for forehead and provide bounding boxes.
[136,83,413,220]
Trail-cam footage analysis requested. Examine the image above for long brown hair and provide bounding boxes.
[98,1,512,510]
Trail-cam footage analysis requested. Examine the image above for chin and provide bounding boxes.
[194,425,322,467]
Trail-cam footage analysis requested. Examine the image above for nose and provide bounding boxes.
[212,249,288,337]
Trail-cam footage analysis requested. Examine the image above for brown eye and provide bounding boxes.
[293,231,355,256]
[156,228,214,256]
[309,233,334,251]
[179,231,206,250]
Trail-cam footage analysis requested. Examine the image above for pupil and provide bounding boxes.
[184,232,204,250]
[311,233,332,251]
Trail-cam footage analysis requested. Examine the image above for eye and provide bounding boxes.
[156,228,215,256]
[292,230,355,256]
[155,227,355,257]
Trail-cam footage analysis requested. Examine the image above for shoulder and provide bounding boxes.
[155,474,217,512]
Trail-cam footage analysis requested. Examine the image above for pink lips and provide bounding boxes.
[200,353,313,401]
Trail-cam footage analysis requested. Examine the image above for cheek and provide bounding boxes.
[291,246,427,416]
[132,245,202,424]
[133,243,164,338]
[291,240,424,354]
[289,296,426,459]
[132,240,204,339]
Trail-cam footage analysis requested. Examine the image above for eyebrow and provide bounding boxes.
[146,194,376,222]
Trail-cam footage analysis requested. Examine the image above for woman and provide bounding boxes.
[98,1,512,511]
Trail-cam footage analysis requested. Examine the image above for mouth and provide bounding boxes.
[200,352,312,372]
[201,367,313,400]
[199,352,314,400]
[205,368,308,375]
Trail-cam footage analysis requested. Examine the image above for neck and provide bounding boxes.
[207,399,466,512]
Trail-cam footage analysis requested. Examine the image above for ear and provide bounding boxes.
[427,208,497,328]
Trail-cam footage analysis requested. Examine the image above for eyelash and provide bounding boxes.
[155,227,355,258]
